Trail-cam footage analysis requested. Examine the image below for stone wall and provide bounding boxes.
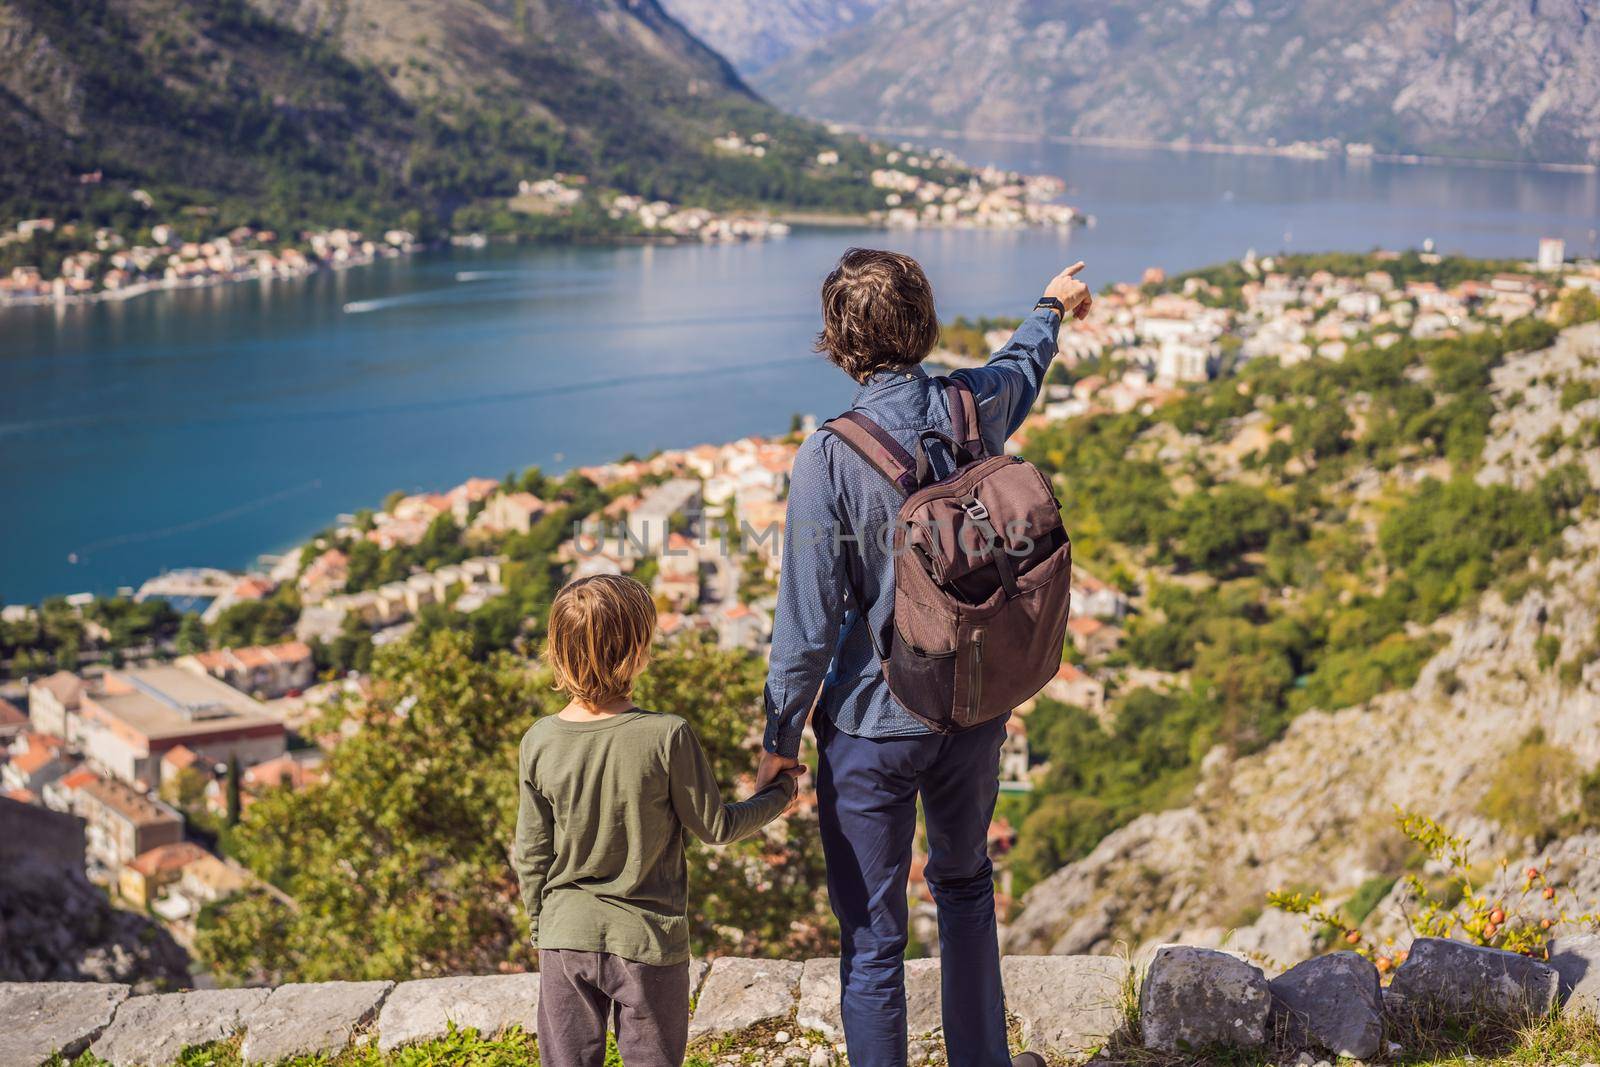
[2,938,1598,1067]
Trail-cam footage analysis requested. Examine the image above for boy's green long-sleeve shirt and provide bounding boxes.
[512,709,796,966]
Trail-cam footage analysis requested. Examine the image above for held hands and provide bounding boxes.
[1045,260,1093,320]
[756,751,807,815]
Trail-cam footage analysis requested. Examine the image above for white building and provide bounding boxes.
[1538,237,1566,273]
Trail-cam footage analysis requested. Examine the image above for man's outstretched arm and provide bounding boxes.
[953,261,1092,445]
[759,436,849,781]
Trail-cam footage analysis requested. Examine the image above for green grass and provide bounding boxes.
[51,1027,543,1067]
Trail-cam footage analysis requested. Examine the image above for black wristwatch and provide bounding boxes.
[1034,296,1066,319]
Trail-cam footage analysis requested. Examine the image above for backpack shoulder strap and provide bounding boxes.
[821,410,919,497]
[938,376,985,457]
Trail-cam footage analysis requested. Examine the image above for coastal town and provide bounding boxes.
[1,139,1081,308]
[4,239,1597,972]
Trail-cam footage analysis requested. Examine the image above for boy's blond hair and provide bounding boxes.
[546,574,656,707]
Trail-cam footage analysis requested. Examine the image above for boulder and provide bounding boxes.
[688,960,711,1001]
[686,958,802,1043]
[1002,955,1130,1056]
[1547,933,1600,1015]
[89,989,270,1067]
[1386,937,1559,1019]
[240,980,392,1064]
[795,957,941,1042]
[377,974,540,1052]
[1139,945,1270,1052]
[1268,951,1383,1059]
[795,958,840,1039]
[0,982,129,1067]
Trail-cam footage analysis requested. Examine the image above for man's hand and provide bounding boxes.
[756,752,801,794]
[1045,260,1093,320]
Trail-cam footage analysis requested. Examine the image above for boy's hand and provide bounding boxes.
[1044,260,1093,320]
[779,765,807,816]
[756,752,800,793]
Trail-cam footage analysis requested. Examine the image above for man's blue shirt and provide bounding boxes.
[762,308,1061,757]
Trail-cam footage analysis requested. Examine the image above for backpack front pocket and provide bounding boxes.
[886,628,958,733]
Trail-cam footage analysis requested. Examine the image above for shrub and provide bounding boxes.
[1270,810,1599,973]
[1481,731,1584,845]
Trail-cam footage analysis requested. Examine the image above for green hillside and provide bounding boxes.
[0,0,898,238]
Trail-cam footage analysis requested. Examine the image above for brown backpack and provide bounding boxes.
[823,378,1073,734]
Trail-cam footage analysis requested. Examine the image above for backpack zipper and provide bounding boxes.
[968,629,985,721]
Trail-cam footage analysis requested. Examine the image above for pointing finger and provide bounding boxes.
[1063,261,1086,276]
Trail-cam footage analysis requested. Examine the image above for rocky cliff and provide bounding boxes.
[658,0,888,74]
[1005,322,1600,965]
[0,800,190,988]
[756,0,1600,165]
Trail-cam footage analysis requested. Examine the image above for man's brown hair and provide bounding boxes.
[816,248,939,381]
[546,574,656,708]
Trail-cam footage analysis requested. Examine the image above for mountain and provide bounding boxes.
[658,0,888,74]
[755,0,1600,165]
[1005,319,1600,965]
[0,0,887,230]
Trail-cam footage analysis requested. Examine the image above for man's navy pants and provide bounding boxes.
[815,711,1011,1067]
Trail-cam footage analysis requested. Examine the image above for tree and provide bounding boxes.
[198,631,833,983]
[199,631,545,983]
[226,756,242,827]
[176,615,207,655]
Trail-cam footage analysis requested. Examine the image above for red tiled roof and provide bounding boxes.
[243,755,321,791]
[1067,616,1105,637]
[11,737,67,775]
[232,577,275,599]
[55,768,100,792]
[502,492,545,513]
[128,841,208,877]
[0,698,26,728]
[162,745,200,771]
[4,787,37,804]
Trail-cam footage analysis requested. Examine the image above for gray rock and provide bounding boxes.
[1268,951,1383,1059]
[240,980,392,1064]
[795,957,941,1042]
[0,982,129,1067]
[902,958,941,1037]
[1139,945,1270,1052]
[1002,955,1130,1056]
[1386,937,1559,1019]
[689,960,711,1001]
[90,989,270,1067]
[686,958,802,1043]
[1547,933,1600,1015]
[795,958,840,1039]
[377,974,540,1051]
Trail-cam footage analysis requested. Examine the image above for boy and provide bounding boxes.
[514,573,802,1067]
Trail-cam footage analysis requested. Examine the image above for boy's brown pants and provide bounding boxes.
[537,948,691,1067]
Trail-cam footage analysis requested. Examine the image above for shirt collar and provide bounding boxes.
[853,363,930,403]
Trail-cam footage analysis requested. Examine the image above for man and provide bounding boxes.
[755,249,1091,1067]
